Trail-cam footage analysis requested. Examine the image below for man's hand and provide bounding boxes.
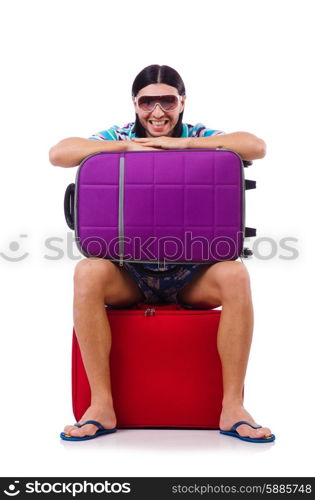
[131,133,266,160]
[131,136,189,150]
[126,141,161,152]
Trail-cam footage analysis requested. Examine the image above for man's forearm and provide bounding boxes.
[49,137,128,167]
[186,132,266,160]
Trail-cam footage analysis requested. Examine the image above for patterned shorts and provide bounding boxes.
[122,262,212,307]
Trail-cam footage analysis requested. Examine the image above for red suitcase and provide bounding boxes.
[72,304,223,429]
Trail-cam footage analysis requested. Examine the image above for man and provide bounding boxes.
[50,69,274,443]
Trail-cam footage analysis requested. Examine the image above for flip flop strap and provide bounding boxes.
[74,420,105,430]
[230,420,262,432]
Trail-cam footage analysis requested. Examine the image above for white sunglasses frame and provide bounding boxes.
[133,94,183,112]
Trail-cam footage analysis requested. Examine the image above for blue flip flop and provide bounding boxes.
[60,420,117,441]
[220,420,275,443]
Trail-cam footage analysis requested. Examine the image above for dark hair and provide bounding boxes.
[131,65,186,138]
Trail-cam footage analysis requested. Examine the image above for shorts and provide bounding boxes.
[122,262,212,307]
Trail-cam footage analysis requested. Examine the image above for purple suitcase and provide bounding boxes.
[64,149,256,265]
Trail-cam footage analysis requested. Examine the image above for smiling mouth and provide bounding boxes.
[149,120,168,126]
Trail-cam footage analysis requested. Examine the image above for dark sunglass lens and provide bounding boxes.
[138,96,155,110]
[160,95,178,110]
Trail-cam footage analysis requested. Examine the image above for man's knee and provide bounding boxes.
[74,258,115,296]
[211,261,251,299]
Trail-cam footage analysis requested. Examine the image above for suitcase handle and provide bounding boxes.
[64,183,75,230]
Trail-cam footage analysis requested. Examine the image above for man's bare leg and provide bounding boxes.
[177,261,272,440]
[64,258,144,438]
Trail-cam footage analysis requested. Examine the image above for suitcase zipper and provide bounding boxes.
[144,307,155,316]
[107,306,220,317]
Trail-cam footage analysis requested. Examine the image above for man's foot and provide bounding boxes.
[63,402,117,438]
[219,403,272,440]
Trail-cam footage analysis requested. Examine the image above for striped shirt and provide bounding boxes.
[89,122,224,141]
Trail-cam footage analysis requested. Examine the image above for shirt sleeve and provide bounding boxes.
[188,123,225,137]
[201,128,225,137]
[88,126,119,141]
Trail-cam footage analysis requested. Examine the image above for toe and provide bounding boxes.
[63,424,87,437]
[249,428,263,439]
[250,426,272,439]
[63,424,78,435]
[70,424,98,437]
[238,425,272,439]
[69,427,85,437]
[256,427,272,439]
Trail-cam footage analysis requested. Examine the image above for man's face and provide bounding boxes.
[133,83,185,137]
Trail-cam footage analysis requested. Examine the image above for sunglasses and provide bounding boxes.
[134,94,183,112]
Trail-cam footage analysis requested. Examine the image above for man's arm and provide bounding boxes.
[49,137,129,167]
[186,132,266,160]
[132,131,266,161]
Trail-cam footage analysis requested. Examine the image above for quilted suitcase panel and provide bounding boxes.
[65,149,255,264]
[72,305,223,429]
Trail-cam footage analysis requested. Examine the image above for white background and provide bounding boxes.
[0,0,314,478]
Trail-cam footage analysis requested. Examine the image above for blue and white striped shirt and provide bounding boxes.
[89,122,224,141]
